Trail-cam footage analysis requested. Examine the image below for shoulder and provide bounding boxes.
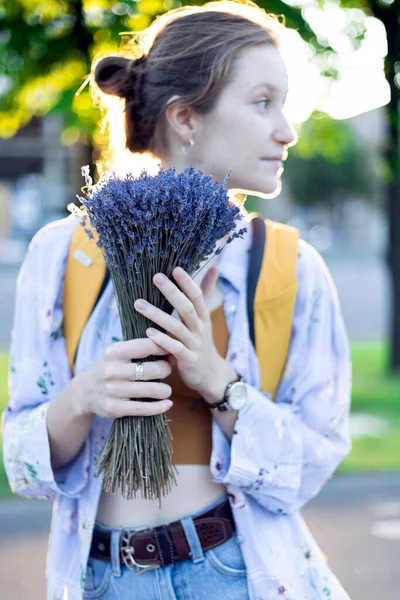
[17,215,78,289]
[27,214,77,256]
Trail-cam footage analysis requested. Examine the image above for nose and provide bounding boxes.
[274,113,297,147]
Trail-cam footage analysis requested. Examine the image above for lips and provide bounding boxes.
[261,150,288,161]
[262,158,284,168]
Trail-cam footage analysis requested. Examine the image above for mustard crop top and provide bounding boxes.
[163,304,229,465]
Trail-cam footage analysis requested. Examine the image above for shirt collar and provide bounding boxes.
[217,207,252,293]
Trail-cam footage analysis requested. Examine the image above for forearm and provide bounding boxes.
[209,408,238,442]
[46,370,95,471]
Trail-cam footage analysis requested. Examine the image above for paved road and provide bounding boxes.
[0,266,18,350]
[1,474,400,600]
[325,255,390,343]
[304,473,400,600]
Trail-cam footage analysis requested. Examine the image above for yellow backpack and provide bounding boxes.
[63,215,299,400]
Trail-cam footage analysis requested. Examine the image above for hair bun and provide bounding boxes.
[94,56,141,98]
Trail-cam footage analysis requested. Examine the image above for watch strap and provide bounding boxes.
[207,376,242,412]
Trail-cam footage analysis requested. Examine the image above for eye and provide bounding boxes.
[256,98,270,110]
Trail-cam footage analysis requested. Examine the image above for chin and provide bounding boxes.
[231,176,282,200]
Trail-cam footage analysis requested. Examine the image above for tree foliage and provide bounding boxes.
[284,112,379,206]
[0,0,369,145]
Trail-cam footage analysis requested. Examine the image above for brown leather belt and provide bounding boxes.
[90,498,235,571]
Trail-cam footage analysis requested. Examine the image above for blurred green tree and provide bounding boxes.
[0,0,398,370]
[284,112,379,208]
[0,0,366,145]
[365,0,400,374]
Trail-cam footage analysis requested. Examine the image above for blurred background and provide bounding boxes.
[0,0,399,599]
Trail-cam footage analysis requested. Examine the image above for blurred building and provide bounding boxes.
[0,116,86,265]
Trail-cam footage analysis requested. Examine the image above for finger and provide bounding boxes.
[146,328,190,363]
[152,273,201,331]
[172,267,211,322]
[134,299,193,346]
[106,399,173,419]
[105,360,172,382]
[105,380,172,400]
[105,338,168,362]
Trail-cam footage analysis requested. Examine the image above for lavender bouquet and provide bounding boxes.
[74,165,246,502]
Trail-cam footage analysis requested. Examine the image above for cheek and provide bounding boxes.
[210,115,259,162]
[221,110,271,156]
[207,103,252,138]
[208,113,241,141]
[223,110,253,137]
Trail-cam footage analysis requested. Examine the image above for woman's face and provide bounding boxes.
[189,44,296,196]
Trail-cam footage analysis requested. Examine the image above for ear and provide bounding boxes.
[164,96,200,144]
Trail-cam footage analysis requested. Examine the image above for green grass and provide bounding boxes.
[0,352,10,496]
[340,343,400,472]
[0,346,399,498]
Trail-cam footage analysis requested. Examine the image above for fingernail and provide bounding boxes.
[135,299,148,310]
[147,328,157,337]
[154,273,167,285]
[165,400,173,408]
[174,267,185,279]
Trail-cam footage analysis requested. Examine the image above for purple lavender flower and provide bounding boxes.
[77,165,246,339]
[76,165,246,502]
[78,166,244,275]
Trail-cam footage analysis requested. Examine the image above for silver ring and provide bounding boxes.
[135,361,144,382]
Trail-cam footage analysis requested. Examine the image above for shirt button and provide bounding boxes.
[228,304,236,314]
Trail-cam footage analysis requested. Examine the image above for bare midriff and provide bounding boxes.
[96,281,230,529]
[96,465,227,529]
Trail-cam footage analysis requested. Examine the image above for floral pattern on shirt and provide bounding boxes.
[2,215,351,599]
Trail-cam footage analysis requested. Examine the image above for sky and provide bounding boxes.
[279,2,390,124]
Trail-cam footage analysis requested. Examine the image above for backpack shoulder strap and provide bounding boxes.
[252,217,299,399]
[63,220,106,374]
[247,215,266,348]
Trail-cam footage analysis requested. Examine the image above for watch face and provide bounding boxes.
[229,382,247,410]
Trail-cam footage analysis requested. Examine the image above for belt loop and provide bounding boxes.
[111,529,122,577]
[180,516,205,564]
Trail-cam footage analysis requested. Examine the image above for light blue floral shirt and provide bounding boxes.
[2,213,351,600]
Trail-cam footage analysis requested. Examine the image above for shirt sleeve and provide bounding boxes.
[2,221,93,500]
[212,241,351,514]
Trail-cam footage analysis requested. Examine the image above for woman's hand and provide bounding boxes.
[77,338,174,419]
[134,266,237,405]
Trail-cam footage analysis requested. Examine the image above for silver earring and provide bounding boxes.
[181,138,195,156]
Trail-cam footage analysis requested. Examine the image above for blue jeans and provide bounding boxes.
[83,493,249,599]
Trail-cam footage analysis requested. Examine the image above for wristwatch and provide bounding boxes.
[207,376,247,412]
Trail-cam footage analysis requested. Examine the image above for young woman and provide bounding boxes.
[2,2,352,599]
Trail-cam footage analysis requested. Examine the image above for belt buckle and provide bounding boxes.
[120,530,161,575]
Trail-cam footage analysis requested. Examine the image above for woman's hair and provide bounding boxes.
[91,0,284,162]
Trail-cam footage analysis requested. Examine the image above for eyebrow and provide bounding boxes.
[250,83,288,96]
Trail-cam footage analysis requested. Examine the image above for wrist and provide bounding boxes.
[70,370,95,419]
[201,362,239,406]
